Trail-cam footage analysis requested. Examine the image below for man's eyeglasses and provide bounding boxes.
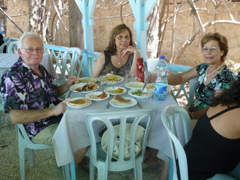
[21,48,44,54]
[201,46,218,53]
[116,35,130,40]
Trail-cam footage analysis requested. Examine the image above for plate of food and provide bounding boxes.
[128,89,153,99]
[79,77,97,83]
[110,95,137,108]
[98,74,124,84]
[104,86,127,95]
[85,91,109,101]
[66,97,92,108]
[70,83,99,93]
[125,82,155,89]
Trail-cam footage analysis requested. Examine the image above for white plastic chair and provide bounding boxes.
[16,124,69,180]
[74,109,155,180]
[0,38,11,53]
[161,105,192,180]
[162,105,237,180]
[56,47,82,85]
[7,40,18,53]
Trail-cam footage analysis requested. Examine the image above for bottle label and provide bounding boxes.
[154,83,168,101]
[137,61,144,82]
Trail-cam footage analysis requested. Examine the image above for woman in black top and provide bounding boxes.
[184,73,240,180]
[92,24,140,78]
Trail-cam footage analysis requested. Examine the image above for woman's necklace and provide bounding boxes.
[204,63,224,82]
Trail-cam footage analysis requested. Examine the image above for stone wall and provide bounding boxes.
[3,0,240,69]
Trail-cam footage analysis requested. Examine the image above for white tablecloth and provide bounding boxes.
[52,82,183,167]
[0,53,57,78]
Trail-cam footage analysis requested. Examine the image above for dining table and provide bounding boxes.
[0,53,58,78]
[52,79,184,167]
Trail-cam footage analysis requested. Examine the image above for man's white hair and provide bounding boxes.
[18,32,43,49]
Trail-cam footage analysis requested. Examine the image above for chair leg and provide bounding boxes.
[62,164,71,180]
[89,161,96,180]
[135,158,143,180]
[19,145,25,180]
[28,149,34,168]
[168,158,174,180]
[70,161,76,180]
[97,162,108,180]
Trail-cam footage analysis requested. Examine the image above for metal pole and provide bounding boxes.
[0,7,24,34]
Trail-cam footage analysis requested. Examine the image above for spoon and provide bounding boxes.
[140,83,147,95]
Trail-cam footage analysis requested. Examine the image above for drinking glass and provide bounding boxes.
[125,69,132,82]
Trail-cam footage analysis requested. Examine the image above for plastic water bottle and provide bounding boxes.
[154,56,168,101]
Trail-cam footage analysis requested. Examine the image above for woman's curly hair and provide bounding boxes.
[201,32,228,62]
[210,73,240,107]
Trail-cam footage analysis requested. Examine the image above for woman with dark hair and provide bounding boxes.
[184,73,240,180]
[92,24,140,77]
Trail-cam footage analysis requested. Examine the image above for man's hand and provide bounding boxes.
[66,75,79,88]
[51,99,69,116]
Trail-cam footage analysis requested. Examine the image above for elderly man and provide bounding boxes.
[1,32,88,164]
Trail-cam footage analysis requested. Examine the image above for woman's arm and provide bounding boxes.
[92,52,105,78]
[130,48,140,77]
[168,67,198,85]
[121,46,140,77]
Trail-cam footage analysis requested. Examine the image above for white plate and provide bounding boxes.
[79,77,97,83]
[66,97,92,108]
[70,83,99,93]
[109,97,137,108]
[98,74,124,85]
[125,82,144,89]
[104,86,127,95]
[125,82,155,89]
[128,89,153,99]
[85,91,110,101]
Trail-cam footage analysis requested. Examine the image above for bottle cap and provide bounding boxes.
[137,57,143,63]
[160,56,165,60]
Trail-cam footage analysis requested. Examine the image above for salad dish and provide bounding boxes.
[128,89,153,99]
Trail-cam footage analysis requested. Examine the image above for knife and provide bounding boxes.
[134,98,142,108]
[106,99,111,108]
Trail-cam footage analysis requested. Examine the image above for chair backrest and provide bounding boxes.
[0,38,11,53]
[85,109,155,170]
[7,40,19,53]
[56,47,82,85]
[161,105,192,180]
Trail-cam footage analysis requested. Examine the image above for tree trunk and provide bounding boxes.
[68,0,83,49]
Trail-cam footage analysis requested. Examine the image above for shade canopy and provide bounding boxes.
[74,0,158,60]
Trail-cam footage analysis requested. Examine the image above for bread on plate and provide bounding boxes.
[68,98,90,106]
[114,95,131,104]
